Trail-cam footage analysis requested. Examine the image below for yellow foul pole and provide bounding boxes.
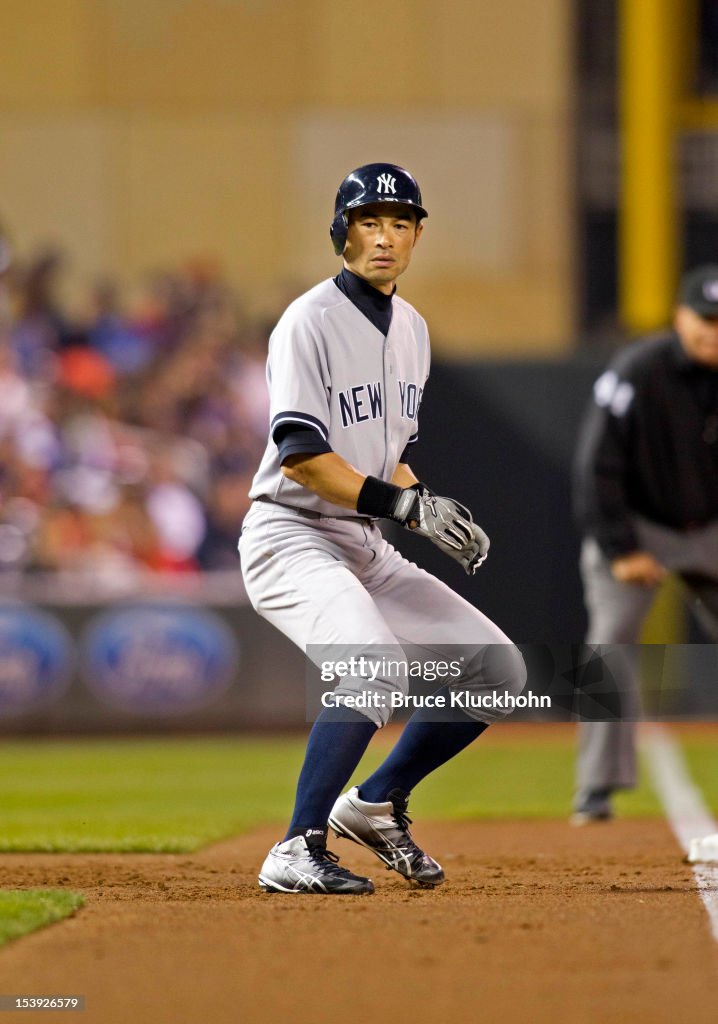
[620,1,688,643]
[619,0,681,332]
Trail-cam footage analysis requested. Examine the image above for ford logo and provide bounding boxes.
[82,604,239,715]
[0,604,74,716]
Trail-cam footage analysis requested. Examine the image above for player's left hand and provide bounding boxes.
[404,485,490,574]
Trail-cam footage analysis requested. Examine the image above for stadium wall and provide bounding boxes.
[0,0,574,355]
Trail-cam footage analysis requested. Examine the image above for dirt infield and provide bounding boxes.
[0,819,716,1024]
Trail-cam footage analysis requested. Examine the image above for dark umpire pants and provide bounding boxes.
[576,518,718,802]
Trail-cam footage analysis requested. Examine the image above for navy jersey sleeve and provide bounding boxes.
[398,430,419,464]
[275,426,333,464]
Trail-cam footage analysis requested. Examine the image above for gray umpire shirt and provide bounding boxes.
[249,272,431,517]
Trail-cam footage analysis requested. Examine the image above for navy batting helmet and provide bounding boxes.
[330,163,428,256]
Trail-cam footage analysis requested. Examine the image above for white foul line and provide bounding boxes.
[641,723,718,942]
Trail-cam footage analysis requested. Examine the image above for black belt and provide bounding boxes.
[254,495,376,524]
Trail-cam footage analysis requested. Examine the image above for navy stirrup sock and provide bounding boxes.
[358,683,487,803]
[284,707,377,841]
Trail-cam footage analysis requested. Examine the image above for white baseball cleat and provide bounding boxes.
[329,786,445,887]
[258,831,374,894]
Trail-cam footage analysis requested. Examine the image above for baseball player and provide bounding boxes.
[239,163,526,894]
[572,264,718,823]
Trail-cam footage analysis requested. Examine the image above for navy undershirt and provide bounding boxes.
[332,267,395,337]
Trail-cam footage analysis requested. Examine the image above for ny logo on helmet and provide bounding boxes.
[376,173,396,195]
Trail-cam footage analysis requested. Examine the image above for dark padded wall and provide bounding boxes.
[388,358,602,643]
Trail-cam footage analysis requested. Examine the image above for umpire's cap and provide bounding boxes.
[330,163,428,256]
[678,264,718,317]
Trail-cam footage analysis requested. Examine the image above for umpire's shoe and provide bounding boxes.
[329,787,445,887]
[258,829,374,895]
[570,787,614,826]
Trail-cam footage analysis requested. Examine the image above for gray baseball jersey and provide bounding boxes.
[240,272,526,728]
[249,276,430,514]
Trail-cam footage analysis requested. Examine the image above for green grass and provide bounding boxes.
[408,730,664,820]
[680,738,718,814]
[2,728,714,951]
[1,726,702,853]
[0,889,84,947]
[0,737,306,852]
[412,728,718,821]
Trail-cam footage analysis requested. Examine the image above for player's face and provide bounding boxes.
[343,203,423,294]
[675,306,718,369]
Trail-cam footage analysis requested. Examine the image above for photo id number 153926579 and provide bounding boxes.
[0,996,85,1011]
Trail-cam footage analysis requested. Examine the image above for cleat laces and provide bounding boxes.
[307,845,354,878]
[393,806,413,834]
[389,790,414,838]
[388,792,426,866]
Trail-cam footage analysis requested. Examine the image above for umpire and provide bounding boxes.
[572,264,718,823]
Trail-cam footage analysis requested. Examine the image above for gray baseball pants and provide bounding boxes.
[239,501,526,729]
[577,518,718,799]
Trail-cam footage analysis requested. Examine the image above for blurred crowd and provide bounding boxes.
[0,233,273,582]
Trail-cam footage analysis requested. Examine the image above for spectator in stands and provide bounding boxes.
[0,240,273,580]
